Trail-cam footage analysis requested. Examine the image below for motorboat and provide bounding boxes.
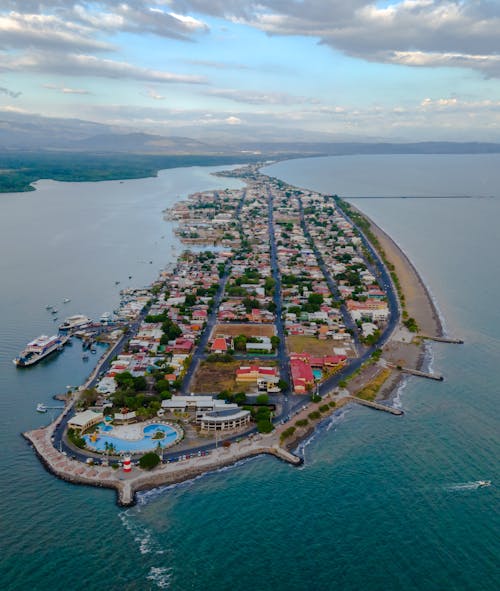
[36,403,47,413]
[477,480,491,488]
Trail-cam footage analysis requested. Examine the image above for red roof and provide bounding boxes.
[291,359,314,389]
[211,338,228,352]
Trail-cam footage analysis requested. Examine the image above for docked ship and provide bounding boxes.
[13,334,70,367]
[59,315,91,332]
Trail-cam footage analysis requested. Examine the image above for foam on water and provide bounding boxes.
[147,566,173,589]
[445,481,493,492]
[119,510,165,556]
[135,455,262,506]
[294,407,352,464]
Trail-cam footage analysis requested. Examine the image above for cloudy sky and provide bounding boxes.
[1,0,500,141]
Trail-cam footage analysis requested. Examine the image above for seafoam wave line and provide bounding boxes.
[136,455,262,505]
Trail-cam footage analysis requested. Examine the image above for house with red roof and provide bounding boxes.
[290,359,315,394]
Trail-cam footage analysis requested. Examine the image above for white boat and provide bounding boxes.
[14,334,70,367]
[59,315,91,331]
[63,298,71,303]
[51,308,58,314]
[100,311,112,324]
[36,403,47,413]
[477,480,491,488]
[45,305,53,310]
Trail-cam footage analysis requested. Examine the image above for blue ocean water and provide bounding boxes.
[1,157,499,590]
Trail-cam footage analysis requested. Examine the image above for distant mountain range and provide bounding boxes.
[1,111,500,156]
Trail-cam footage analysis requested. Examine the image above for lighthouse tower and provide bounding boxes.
[123,456,132,473]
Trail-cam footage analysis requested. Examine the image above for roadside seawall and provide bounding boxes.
[23,425,302,507]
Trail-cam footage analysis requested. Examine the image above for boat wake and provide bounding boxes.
[445,480,492,492]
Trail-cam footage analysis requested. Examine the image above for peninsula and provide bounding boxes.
[24,163,453,506]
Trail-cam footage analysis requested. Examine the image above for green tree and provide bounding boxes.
[139,452,161,470]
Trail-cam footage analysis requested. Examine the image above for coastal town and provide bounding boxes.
[22,163,447,505]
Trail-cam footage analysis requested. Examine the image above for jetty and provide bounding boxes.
[387,363,444,381]
[349,396,404,416]
[421,335,464,344]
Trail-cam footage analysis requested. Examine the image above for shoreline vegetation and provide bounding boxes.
[23,161,449,506]
[0,152,267,193]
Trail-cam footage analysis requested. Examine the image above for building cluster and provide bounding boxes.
[167,189,243,248]
[300,193,390,341]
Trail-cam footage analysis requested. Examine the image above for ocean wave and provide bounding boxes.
[136,455,262,506]
[118,510,164,556]
[391,375,409,410]
[147,566,172,589]
[294,406,351,463]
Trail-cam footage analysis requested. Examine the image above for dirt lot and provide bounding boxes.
[287,336,339,356]
[191,358,277,394]
[212,323,276,338]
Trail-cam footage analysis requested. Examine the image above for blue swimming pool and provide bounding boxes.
[83,423,180,453]
[313,369,322,380]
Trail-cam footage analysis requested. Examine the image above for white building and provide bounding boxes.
[68,410,103,433]
[199,408,251,432]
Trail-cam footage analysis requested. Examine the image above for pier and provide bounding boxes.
[421,335,464,344]
[349,396,404,416]
[386,363,444,381]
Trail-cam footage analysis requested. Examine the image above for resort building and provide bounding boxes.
[113,409,137,425]
[161,395,239,413]
[68,410,103,433]
[198,408,251,432]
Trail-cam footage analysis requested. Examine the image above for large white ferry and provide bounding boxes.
[59,315,91,331]
[13,334,70,367]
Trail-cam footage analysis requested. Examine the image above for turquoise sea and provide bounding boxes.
[1,156,499,590]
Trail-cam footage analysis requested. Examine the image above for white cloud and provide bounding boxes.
[43,83,92,95]
[0,51,207,84]
[204,88,319,105]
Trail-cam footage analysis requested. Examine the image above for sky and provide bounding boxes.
[1,0,500,142]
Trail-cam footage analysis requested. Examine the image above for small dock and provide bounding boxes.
[388,363,444,381]
[422,335,464,344]
[349,396,404,415]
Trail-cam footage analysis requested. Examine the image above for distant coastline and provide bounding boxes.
[3,142,500,193]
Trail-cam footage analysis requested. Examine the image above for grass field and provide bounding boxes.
[212,323,276,338]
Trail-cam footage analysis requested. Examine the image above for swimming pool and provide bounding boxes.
[313,369,322,380]
[83,423,180,453]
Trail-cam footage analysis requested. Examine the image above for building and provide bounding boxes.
[198,408,251,432]
[235,365,277,383]
[67,410,103,433]
[290,359,315,394]
[113,409,137,425]
[161,395,238,413]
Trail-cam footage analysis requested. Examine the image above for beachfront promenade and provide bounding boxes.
[25,422,301,506]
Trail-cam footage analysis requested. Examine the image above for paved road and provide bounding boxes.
[181,190,247,394]
[267,189,293,417]
[297,197,362,351]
